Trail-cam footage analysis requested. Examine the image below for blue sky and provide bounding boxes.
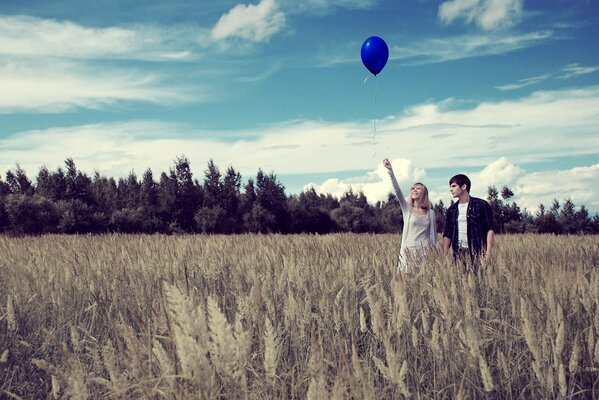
[1,0,598,213]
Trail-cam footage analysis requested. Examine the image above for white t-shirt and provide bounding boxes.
[458,202,468,248]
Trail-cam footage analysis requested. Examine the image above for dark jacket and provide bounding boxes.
[443,196,494,255]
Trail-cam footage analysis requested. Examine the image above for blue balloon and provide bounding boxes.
[361,36,389,76]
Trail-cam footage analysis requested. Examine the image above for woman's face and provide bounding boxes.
[410,184,425,200]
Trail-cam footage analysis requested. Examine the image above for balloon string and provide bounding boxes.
[371,75,378,159]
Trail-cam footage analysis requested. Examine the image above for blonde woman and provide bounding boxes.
[383,158,437,274]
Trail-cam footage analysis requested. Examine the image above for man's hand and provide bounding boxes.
[443,237,451,256]
[485,230,495,261]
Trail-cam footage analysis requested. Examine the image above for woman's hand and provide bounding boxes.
[383,158,392,171]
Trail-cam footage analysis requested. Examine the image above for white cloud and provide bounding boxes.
[0,15,212,112]
[1,86,598,211]
[470,157,525,190]
[305,158,426,203]
[438,0,523,31]
[495,74,550,91]
[0,15,201,61]
[0,59,198,113]
[497,63,599,91]
[558,63,599,79]
[393,30,552,65]
[210,0,286,43]
[283,0,376,13]
[516,164,599,212]
[307,157,599,214]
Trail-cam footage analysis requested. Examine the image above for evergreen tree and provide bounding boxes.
[172,156,201,232]
[64,158,92,203]
[252,169,289,233]
[139,169,163,232]
[91,173,118,231]
[433,199,446,234]
[158,171,178,232]
[195,159,225,233]
[240,178,257,232]
[117,172,141,210]
[140,169,159,212]
[5,165,34,196]
[202,159,222,209]
[35,166,53,199]
[575,205,591,233]
[221,166,242,233]
[559,198,578,234]
[536,202,560,234]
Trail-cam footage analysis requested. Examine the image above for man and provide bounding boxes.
[443,174,494,273]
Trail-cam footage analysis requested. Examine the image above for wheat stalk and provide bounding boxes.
[263,316,280,381]
[6,295,17,333]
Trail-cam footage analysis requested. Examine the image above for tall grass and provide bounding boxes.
[0,233,597,399]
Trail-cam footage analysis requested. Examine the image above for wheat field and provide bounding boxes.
[0,234,598,399]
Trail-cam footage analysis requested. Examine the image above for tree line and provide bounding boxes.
[1,157,597,235]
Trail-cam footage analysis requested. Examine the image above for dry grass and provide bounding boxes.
[0,233,598,399]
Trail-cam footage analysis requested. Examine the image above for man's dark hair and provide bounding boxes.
[449,174,471,193]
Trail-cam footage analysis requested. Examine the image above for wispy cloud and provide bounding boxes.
[438,0,523,31]
[558,63,599,79]
[314,30,554,69]
[0,59,200,113]
[210,0,286,43]
[282,0,377,14]
[0,13,253,113]
[0,15,202,61]
[496,63,599,91]
[496,74,550,91]
[393,30,553,65]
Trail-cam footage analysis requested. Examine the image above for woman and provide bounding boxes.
[383,158,437,274]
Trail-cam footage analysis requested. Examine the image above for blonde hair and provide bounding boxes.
[409,182,431,210]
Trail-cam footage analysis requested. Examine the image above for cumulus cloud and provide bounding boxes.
[438,0,523,31]
[305,158,426,203]
[470,157,525,189]
[517,164,599,212]
[210,0,286,43]
[306,157,599,213]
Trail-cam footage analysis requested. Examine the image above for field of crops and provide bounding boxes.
[1,234,598,399]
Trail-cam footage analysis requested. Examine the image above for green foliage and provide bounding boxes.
[0,161,597,235]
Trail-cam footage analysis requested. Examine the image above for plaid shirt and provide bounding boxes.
[443,196,494,255]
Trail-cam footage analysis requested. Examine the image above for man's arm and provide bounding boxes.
[482,200,495,259]
[443,236,452,255]
[442,206,453,255]
[485,229,495,259]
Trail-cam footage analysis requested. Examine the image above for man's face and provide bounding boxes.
[449,182,466,198]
